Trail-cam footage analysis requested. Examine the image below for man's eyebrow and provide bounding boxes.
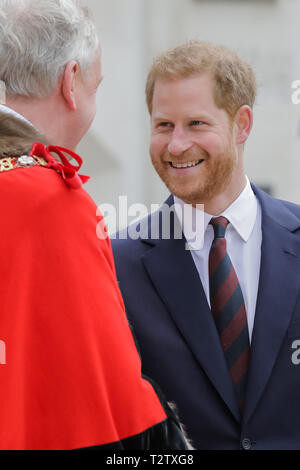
[152,113,215,121]
[152,116,171,121]
[187,113,215,121]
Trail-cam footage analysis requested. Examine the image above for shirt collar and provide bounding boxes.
[0,104,34,128]
[221,177,258,243]
[174,176,258,250]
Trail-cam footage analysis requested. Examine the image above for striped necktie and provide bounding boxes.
[209,216,250,411]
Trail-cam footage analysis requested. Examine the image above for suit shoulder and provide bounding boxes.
[279,198,300,218]
[111,214,153,260]
[271,195,300,227]
[111,198,178,258]
[253,184,300,228]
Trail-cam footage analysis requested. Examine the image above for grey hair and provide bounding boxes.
[0,0,99,98]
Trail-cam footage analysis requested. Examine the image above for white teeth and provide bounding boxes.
[171,160,202,169]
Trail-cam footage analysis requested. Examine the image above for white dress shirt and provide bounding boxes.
[174,177,262,342]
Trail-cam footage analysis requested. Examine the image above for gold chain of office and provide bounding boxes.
[0,156,48,172]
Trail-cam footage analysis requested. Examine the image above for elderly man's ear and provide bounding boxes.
[234,105,253,145]
[62,61,79,111]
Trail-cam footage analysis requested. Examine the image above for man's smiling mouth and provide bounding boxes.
[169,159,204,169]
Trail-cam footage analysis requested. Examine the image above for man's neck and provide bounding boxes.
[6,94,76,150]
[189,173,248,216]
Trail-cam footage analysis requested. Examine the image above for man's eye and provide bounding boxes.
[158,122,172,128]
[190,120,204,126]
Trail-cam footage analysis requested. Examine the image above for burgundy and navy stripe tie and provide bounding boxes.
[209,216,250,411]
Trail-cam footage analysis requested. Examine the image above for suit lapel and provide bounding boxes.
[140,197,240,422]
[243,186,300,424]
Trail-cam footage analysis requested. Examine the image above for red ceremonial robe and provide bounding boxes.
[0,143,167,450]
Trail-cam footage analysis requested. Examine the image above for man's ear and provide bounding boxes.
[62,61,79,111]
[234,105,253,145]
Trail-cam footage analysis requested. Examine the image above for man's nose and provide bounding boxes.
[168,129,192,156]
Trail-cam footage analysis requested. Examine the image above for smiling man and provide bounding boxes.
[149,71,248,214]
[112,40,300,449]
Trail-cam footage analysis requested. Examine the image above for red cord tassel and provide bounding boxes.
[30,142,90,189]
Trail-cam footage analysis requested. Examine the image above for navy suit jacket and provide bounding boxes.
[111,185,300,449]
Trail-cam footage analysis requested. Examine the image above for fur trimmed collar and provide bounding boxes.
[0,110,48,157]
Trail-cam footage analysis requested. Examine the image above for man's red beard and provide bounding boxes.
[151,138,237,206]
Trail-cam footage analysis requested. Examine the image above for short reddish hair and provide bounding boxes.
[146,40,257,118]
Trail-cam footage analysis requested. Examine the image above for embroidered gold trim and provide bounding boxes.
[0,155,48,172]
[0,158,14,172]
[34,155,48,167]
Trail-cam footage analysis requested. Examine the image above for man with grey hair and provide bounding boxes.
[0,0,190,450]
[0,0,101,149]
